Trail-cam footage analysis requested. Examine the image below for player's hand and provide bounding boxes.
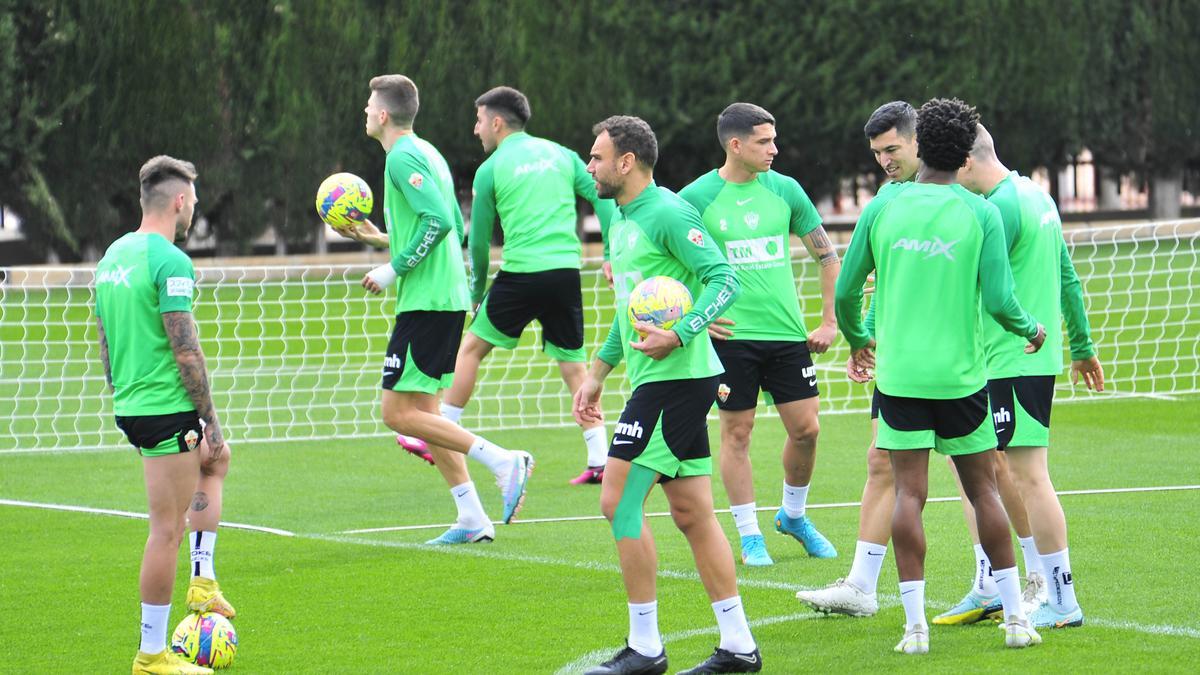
[846,355,873,383]
[631,322,683,360]
[1024,324,1046,354]
[851,339,876,372]
[863,273,876,296]
[807,322,837,354]
[573,376,604,426]
[201,421,226,468]
[1070,355,1105,391]
[602,260,614,288]
[707,317,735,341]
[362,263,397,295]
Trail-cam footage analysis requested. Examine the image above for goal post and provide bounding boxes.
[1,219,1196,454]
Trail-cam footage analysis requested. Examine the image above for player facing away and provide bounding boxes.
[799,101,1042,621]
[432,85,616,484]
[835,98,1048,654]
[958,124,1104,629]
[96,156,233,675]
[573,116,760,675]
[678,102,839,567]
[340,75,532,544]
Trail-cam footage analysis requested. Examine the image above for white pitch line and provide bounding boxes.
[0,498,296,537]
[4,496,1199,647]
[337,483,1200,534]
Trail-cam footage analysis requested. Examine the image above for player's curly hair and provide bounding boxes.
[915,98,979,171]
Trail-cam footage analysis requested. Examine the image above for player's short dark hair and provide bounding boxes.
[475,86,531,129]
[369,74,420,127]
[592,115,658,169]
[915,98,980,172]
[863,101,917,140]
[139,155,197,207]
[717,102,775,147]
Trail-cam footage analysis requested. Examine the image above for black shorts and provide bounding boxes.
[381,311,466,394]
[609,376,719,479]
[870,387,881,420]
[115,410,202,456]
[987,375,1055,450]
[875,387,995,456]
[712,340,818,411]
[470,268,585,359]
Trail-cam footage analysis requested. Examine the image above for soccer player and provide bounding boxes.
[96,156,233,675]
[797,101,918,614]
[432,85,616,484]
[835,98,1047,654]
[958,123,1104,628]
[678,102,838,567]
[341,75,532,544]
[574,116,760,674]
[797,102,1040,620]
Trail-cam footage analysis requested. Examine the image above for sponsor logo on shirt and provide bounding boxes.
[97,266,134,288]
[166,277,194,297]
[725,235,785,265]
[687,228,705,247]
[513,158,557,177]
[408,172,424,189]
[891,236,958,260]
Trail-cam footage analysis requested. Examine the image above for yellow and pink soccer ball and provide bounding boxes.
[171,612,238,669]
[628,276,693,338]
[315,172,373,231]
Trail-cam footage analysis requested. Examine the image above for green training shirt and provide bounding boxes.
[94,232,195,416]
[679,169,821,341]
[383,133,470,314]
[835,182,1039,399]
[596,183,739,388]
[468,131,616,304]
[983,172,1095,377]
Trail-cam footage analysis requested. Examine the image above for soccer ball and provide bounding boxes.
[628,276,693,338]
[171,612,238,669]
[315,172,373,231]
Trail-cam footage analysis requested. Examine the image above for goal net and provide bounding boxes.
[1,219,1196,453]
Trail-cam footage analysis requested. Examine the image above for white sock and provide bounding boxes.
[898,580,927,629]
[190,531,216,580]
[467,436,511,475]
[973,543,998,596]
[712,595,756,653]
[1018,536,1043,579]
[440,402,464,424]
[992,565,1024,620]
[1041,548,1079,613]
[846,540,887,595]
[582,426,607,468]
[781,482,810,518]
[730,502,762,538]
[450,481,489,529]
[139,602,171,654]
[627,601,663,657]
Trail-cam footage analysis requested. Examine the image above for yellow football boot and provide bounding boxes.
[132,649,214,675]
[185,577,236,619]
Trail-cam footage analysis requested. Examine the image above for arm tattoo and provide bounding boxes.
[96,317,113,391]
[191,491,209,512]
[162,311,218,428]
[804,226,841,267]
